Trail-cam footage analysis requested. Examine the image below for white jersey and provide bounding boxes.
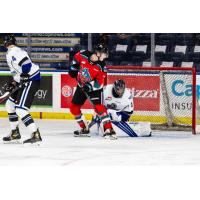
[103,84,134,113]
[6,46,40,83]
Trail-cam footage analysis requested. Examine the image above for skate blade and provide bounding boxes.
[141,132,152,137]
[74,134,91,137]
[3,139,22,144]
[110,135,118,140]
[23,141,42,147]
[104,135,118,140]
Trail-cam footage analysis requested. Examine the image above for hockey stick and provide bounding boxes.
[89,105,129,127]
[0,84,22,103]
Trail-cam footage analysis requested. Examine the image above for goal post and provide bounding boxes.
[106,66,198,134]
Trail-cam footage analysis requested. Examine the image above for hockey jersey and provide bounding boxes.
[70,50,107,91]
[104,84,134,113]
[6,46,40,83]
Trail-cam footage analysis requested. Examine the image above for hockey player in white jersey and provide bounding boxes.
[90,79,151,137]
[1,34,42,144]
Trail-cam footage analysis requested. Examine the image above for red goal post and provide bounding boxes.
[106,66,198,134]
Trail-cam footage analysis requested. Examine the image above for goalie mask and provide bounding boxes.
[113,79,125,97]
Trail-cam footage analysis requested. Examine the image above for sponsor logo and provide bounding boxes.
[172,80,200,99]
[171,102,192,111]
[132,88,158,98]
[35,90,48,99]
[62,85,72,97]
[12,56,16,61]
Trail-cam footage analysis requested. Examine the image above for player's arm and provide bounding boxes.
[118,90,134,121]
[16,51,33,82]
[68,51,82,78]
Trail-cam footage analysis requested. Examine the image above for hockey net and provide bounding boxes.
[107,66,199,134]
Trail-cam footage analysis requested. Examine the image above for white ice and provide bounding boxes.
[0,118,200,166]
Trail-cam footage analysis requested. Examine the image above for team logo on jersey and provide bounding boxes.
[80,68,91,83]
[12,56,16,61]
[62,85,72,97]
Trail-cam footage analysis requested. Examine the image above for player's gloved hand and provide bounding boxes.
[2,81,17,93]
[20,73,30,87]
[68,64,80,78]
[82,83,93,93]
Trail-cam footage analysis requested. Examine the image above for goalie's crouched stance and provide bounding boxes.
[107,110,152,137]
[90,79,152,137]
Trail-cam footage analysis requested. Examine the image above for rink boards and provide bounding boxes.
[0,69,200,125]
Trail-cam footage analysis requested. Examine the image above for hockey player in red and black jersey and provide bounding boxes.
[69,44,117,139]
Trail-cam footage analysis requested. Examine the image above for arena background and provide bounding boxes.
[0,33,200,123]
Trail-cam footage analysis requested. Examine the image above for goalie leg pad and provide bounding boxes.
[112,121,138,137]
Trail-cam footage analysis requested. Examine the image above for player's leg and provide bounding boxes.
[89,89,117,139]
[15,81,42,144]
[70,86,89,136]
[3,92,21,142]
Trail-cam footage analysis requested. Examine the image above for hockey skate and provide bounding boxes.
[3,127,21,143]
[103,128,117,140]
[74,128,90,137]
[23,129,42,144]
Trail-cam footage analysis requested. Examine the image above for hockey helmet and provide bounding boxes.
[94,43,108,54]
[113,79,125,97]
[4,34,17,47]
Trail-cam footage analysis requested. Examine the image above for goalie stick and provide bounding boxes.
[88,104,129,129]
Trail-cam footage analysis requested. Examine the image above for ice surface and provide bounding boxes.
[0,118,200,166]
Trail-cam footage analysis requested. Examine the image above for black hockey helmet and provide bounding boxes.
[94,43,108,54]
[3,34,17,47]
[113,79,125,97]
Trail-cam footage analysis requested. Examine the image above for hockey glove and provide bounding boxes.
[20,73,30,87]
[2,81,17,93]
[82,83,93,93]
[68,64,80,78]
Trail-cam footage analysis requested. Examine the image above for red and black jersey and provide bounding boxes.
[70,50,107,91]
